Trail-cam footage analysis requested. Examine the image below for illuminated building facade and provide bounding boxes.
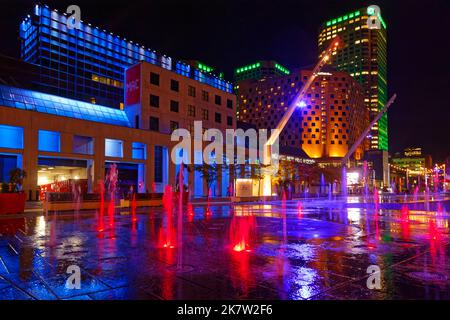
[234,60,291,82]
[0,58,236,199]
[318,6,388,151]
[19,4,232,109]
[391,148,433,173]
[236,67,368,162]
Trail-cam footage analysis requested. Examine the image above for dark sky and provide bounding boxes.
[1,0,449,161]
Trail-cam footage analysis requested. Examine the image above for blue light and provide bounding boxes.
[105,139,123,158]
[0,125,24,149]
[0,85,131,127]
[38,130,60,152]
[297,101,307,108]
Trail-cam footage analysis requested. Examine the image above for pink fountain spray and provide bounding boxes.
[413,185,419,202]
[282,189,287,244]
[297,202,303,219]
[97,180,105,233]
[106,163,118,228]
[400,205,411,240]
[159,185,175,249]
[131,192,137,223]
[177,163,184,269]
[373,187,379,213]
[230,211,256,252]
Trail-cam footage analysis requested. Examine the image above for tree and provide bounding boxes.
[9,168,27,192]
[193,163,218,197]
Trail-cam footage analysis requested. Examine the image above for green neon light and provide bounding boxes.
[198,62,213,73]
[378,13,387,29]
[235,62,262,74]
[367,7,375,15]
[327,10,363,27]
[274,63,290,75]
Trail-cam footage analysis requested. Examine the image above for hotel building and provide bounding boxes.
[318,6,389,184]
[236,64,368,163]
[19,4,233,109]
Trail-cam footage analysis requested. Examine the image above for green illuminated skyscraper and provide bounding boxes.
[318,6,388,152]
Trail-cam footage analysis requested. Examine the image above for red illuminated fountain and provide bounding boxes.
[282,189,287,244]
[131,192,137,223]
[159,185,176,249]
[97,180,105,232]
[205,188,212,217]
[400,205,411,240]
[297,202,303,219]
[230,208,256,253]
[106,164,118,228]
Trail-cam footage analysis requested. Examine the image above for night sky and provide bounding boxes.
[1,0,449,161]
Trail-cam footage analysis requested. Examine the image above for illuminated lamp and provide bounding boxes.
[297,101,307,108]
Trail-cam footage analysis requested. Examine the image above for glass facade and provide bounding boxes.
[20,5,232,109]
[318,6,388,151]
[0,84,131,127]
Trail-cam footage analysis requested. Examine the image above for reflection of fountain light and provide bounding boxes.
[347,208,361,223]
[35,216,46,236]
[233,241,251,253]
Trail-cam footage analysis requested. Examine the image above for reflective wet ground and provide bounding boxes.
[0,195,449,300]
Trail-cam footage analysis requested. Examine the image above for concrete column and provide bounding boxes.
[94,135,105,187]
[147,144,154,193]
[22,125,38,200]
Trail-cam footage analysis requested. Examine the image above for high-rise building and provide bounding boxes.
[19,4,232,108]
[236,67,368,163]
[318,6,388,151]
[234,60,291,82]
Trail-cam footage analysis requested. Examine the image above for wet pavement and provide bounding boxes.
[0,194,449,300]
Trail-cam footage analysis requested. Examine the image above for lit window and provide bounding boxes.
[38,130,60,152]
[105,139,123,158]
[132,142,146,160]
[0,125,23,149]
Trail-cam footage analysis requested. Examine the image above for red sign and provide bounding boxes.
[125,64,141,106]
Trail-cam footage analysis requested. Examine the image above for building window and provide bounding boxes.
[149,117,159,132]
[170,100,179,113]
[188,105,196,117]
[227,116,233,126]
[215,95,222,105]
[215,112,222,123]
[202,90,209,101]
[154,146,163,183]
[73,135,93,155]
[150,72,160,86]
[38,130,60,152]
[150,94,159,108]
[0,125,23,149]
[188,85,196,97]
[202,108,209,120]
[132,142,146,160]
[227,99,233,109]
[105,138,123,158]
[170,121,179,132]
[170,79,179,92]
